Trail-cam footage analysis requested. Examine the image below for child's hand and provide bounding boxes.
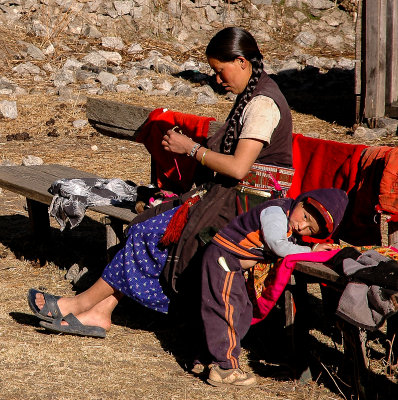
[312,243,335,252]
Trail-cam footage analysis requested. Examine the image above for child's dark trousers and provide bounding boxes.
[201,244,253,369]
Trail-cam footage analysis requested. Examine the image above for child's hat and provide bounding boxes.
[295,188,349,236]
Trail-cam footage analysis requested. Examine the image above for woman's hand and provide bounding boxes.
[162,128,195,155]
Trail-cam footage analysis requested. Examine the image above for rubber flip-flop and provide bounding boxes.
[27,288,63,322]
[40,313,106,339]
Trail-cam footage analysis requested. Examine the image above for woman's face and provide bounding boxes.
[207,57,252,94]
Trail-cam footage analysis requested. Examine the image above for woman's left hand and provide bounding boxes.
[162,128,195,155]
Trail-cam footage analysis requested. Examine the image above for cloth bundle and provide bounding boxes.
[49,178,139,230]
[334,249,398,331]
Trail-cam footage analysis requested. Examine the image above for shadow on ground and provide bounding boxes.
[0,214,107,283]
[175,66,356,128]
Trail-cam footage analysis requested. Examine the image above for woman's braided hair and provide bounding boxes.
[206,27,264,154]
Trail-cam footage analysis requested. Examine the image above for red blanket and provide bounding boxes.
[136,108,215,194]
[287,133,367,198]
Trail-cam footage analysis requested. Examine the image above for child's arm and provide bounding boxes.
[260,206,313,258]
[312,242,335,251]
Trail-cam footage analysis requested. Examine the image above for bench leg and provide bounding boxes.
[26,198,50,237]
[285,273,312,383]
[338,319,369,400]
[386,313,398,371]
[102,216,126,262]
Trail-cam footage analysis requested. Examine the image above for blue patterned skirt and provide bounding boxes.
[101,207,179,313]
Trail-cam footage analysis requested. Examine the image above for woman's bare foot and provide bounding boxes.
[34,292,86,318]
[60,309,112,331]
[34,277,120,319]
[36,291,120,331]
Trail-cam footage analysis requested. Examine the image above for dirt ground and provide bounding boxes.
[1,24,398,400]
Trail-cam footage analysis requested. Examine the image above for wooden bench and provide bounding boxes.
[1,98,395,398]
[0,164,137,258]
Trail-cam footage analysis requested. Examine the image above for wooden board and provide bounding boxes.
[364,0,387,121]
[86,97,223,140]
[294,261,344,284]
[0,164,137,223]
[386,101,398,118]
[386,0,398,107]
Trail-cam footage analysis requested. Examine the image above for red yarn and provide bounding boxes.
[159,195,201,247]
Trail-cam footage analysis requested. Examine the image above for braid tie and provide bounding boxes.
[222,58,264,154]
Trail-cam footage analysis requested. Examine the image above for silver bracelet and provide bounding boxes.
[189,143,201,157]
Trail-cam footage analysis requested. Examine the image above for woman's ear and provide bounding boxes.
[236,56,248,69]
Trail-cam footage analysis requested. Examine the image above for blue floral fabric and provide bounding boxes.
[101,207,179,314]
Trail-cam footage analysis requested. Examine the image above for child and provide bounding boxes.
[198,188,348,387]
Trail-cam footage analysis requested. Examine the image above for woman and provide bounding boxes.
[27,27,293,340]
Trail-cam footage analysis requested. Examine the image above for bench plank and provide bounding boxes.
[86,97,224,140]
[0,164,137,223]
[294,261,343,283]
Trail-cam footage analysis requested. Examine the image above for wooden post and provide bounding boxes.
[385,0,398,117]
[364,0,387,126]
[355,0,363,124]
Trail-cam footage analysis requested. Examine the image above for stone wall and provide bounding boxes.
[1,0,358,53]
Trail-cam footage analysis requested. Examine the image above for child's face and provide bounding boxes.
[288,202,321,236]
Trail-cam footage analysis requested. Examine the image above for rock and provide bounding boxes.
[377,117,398,135]
[97,71,118,86]
[73,119,88,128]
[82,24,103,38]
[127,43,143,54]
[114,0,133,15]
[44,43,55,55]
[18,41,46,60]
[325,35,344,51]
[154,79,172,94]
[12,61,42,75]
[116,83,133,93]
[65,263,80,281]
[0,160,17,166]
[0,100,17,119]
[336,57,355,70]
[82,51,108,68]
[353,126,389,140]
[22,155,44,166]
[169,81,193,97]
[0,77,17,94]
[102,36,125,50]
[294,31,317,47]
[65,263,89,285]
[52,69,76,87]
[303,0,334,10]
[196,85,217,105]
[136,78,153,92]
[97,50,122,65]
[63,58,84,71]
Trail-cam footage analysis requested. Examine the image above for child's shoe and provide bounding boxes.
[207,365,257,387]
[190,363,207,376]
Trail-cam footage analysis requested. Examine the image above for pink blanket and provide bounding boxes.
[251,250,340,324]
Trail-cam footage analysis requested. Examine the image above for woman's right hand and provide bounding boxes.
[162,128,195,155]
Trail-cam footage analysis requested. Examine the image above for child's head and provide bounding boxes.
[289,188,348,238]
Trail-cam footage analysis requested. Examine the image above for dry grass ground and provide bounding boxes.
[1,23,398,400]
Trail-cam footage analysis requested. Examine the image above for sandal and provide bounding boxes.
[40,313,106,338]
[27,288,63,322]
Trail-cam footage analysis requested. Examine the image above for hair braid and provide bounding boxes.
[222,58,264,154]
